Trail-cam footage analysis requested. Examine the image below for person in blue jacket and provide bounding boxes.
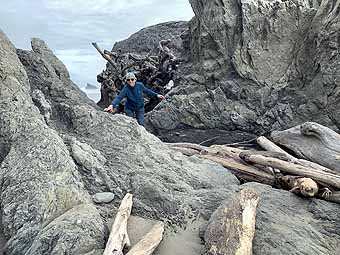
[104,72,165,126]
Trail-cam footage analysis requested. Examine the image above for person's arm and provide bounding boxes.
[142,84,158,97]
[104,85,127,112]
[142,84,165,100]
[111,85,127,106]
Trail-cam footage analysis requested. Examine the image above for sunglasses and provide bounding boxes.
[126,78,135,82]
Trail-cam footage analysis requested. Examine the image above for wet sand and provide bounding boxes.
[153,126,258,147]
[127,215,206,255]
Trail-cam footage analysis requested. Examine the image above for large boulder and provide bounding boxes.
[0,30,106,255]
[146,0,340,134]
[1,30,240,254]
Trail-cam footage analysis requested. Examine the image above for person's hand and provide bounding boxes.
[157,95,165,100]
[104,105,115,113]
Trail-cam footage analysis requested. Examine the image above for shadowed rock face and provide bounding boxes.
[0,30,240,254]
[145,0,340,134]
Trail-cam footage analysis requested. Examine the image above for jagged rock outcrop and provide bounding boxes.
[0,31,240,254]
[145,0,340,134]
[0,31,106,255]
[112,21,188,56]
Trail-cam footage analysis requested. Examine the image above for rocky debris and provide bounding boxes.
[144,0,340,134]
[93,192,115,204]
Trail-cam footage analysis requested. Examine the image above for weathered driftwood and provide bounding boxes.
[257,136,296,161]
[126,222,164,255]
[103,193,133,255]
[199,154,275,185]
[257,136,338,175]
[240,153,340,189]
[204,188,259,255]
[92,42,118,72]
[317,191,340,204]
[271,122,340,174]
[167,143,275,185]
[168,146,200,156]
[165,142,208,152]
[207,145,244,160]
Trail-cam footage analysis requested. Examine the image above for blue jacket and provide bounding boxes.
[111,82,158,110]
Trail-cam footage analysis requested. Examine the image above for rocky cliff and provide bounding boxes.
[141,0,340,134]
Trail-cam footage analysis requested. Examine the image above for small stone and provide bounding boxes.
[92,192,115,204]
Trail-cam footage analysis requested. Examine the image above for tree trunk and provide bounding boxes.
[199,154,275,185]
[240,153,340,189]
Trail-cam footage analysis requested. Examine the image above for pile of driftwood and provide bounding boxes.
[103,193,164,255]
[103,122,340,255]
[92,40,178,112]
[167,122,340,204]
[167,122,340,254]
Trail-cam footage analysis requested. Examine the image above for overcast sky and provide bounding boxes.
[0,0,194,88]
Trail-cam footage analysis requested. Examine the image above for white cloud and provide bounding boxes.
[45,0,156,15]
[0,0,194,87]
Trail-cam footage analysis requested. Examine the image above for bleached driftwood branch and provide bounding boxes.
[103,193,133,255]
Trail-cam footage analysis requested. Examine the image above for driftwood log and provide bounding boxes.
[257,136,338,175]
[167,137,340,204]
[126,222,165,255]
[92,42,118,72]
[271,122,340,174]
[168,144,275,185]
[103,193,133,255]
[204,188,259,255]
[199,154,275,185]
[240,152,340,189]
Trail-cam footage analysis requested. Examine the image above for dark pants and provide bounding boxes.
[125,107,145,126]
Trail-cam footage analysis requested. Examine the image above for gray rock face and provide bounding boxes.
[0,30,105,255]
[112,21,188,56]
[0,30,240,254]
[145,0,340,134]
[205,183,340,255]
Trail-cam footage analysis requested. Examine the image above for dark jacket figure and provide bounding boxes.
[104,72,164,126]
